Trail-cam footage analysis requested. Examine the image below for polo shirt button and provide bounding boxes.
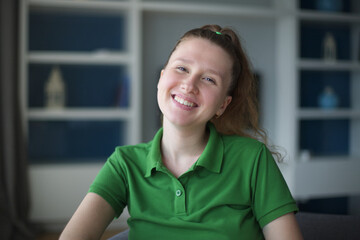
[176,190,182,197]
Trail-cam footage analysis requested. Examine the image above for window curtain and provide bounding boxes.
[0,0,34,239]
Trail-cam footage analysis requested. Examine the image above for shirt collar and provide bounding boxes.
[145,127,163,178]
[144,122,224,177]
[194,122,224,173]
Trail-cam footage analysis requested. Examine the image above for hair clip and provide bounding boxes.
[215,31,222,35]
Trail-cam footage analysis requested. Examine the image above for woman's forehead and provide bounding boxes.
[170,38,232,73]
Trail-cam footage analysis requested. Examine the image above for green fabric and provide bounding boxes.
[89,123,298,240]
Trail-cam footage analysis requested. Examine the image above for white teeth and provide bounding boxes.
[174,95,194,107]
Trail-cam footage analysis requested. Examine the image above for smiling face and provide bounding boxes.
[157,37,233,129]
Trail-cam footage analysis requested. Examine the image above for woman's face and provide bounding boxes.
[157,37,233,129]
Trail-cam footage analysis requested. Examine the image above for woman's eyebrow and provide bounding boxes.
[172,58,193,64]
[173,58,223,78]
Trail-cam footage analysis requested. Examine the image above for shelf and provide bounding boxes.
[298,108,360,119]
[298,59,360,71]
[294,157,360,198]
[28,108,132,120]
[299,155,359,162]
[29,163,103,220]
[141,1,277,18]
[28,51,131,65]
[29,0,130,12]
[298,10,360,23]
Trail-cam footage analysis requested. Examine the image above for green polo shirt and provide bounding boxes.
[89,123,298,240]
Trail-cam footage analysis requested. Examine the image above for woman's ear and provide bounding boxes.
[157,69,165,89]
[216,96,232,117]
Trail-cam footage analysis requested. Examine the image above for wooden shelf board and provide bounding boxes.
[29,0,130,12]
[299,10,360,23]
[298,59,360,71]
[28,51,131,65]
[294,157,360,199]
[28,108,132,120]
[298,108,360,119]
[141,1,277,18]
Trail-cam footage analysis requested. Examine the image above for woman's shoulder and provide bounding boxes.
[221,134,264,150]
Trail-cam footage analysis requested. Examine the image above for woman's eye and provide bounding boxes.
[204,77,215,84]
[177,66,187,72]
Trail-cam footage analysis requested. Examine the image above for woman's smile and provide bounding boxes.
[172,94,198,109]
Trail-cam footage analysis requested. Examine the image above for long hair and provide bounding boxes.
[165,25,282,161]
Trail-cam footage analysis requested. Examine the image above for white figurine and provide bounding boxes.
[45,66,66,109]
[323,32,337,61]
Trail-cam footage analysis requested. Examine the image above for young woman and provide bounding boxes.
[60,25,303,240]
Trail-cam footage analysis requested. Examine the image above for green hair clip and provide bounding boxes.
[215,31,222,35]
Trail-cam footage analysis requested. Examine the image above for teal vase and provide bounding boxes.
[318,86,339,109]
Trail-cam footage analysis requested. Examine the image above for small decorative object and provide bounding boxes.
[316,0,343,12]
[318,86,339,109]
[45,66,66,109]
[323,32,337,62]
[299,150,311,162]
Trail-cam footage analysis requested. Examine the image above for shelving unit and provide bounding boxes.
[19,0,360,230]
[292,0,360,201]
[19,0,140,227]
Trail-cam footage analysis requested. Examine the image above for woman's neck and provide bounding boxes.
[160,119,209,177]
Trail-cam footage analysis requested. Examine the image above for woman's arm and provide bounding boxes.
[59,192,116,240]
[262,212,303,240]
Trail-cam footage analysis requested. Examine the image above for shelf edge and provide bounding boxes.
[298,10,360,23]
[298,59,360,71]
[28,108,132,120]
[141,1,277,18]
[297,109,360,119]
[28,0,131,12]
[28,52,131,65]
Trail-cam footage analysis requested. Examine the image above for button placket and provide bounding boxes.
[174,184,186,214]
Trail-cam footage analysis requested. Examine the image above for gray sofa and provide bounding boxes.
[108,212,360,240]
[295,212,360,239]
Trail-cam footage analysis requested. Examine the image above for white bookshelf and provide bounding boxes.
[19,0,140,229]
[290,0,360,200]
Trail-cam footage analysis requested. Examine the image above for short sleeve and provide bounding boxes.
[88,148,128,218]
[251,145,298,228]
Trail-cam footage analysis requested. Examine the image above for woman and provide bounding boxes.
[60,25,303,240]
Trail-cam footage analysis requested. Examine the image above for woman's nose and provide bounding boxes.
[181,75,199,94]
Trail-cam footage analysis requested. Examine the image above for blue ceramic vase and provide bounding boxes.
[316,0,343,12]
[318,86,339,109]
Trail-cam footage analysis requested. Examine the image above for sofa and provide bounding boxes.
[108,212,360,240]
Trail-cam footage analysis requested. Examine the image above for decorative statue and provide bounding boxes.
[45,66,66,109]
[323,32,337,62]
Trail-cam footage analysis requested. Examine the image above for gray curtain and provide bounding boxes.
[0,0,34,239]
